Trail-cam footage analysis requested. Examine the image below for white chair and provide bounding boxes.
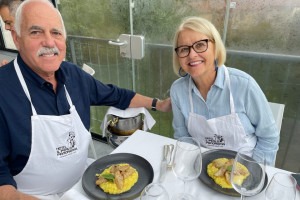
[82,63,95,76]
[88,137,98,160]
[268,102,285,133]
[268,102,285,167]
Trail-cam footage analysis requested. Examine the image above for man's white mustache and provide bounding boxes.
[37,47,60,56]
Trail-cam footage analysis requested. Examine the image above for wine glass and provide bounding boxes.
[265,172,297,200]
[172,137,202,200]
[140,183,169,200]
[231,147,266,200]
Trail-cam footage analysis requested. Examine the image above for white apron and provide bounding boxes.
[13,59,91,199]
[187,66,256,151]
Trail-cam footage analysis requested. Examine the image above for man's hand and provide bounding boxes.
[0,185,39,200]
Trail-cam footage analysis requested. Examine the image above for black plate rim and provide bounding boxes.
[199,149,268,197]
[82,153,154,200]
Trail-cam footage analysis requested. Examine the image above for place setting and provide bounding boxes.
[81,153,154,200]
[199,148,268,198]
[159,140,269,199]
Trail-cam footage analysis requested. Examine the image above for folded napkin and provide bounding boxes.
[101,107,156,137]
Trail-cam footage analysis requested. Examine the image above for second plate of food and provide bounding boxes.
[199,149,268,197]
[82,153,154,200]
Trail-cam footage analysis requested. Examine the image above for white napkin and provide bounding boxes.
[59,188,90,200]
[101,107,156,137]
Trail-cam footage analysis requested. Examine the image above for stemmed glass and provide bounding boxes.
[265,172,297,200]
[231,147,266,200]
[172,137,202,200]
[140,183,169,200]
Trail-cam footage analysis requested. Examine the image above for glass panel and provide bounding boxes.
[226,0,300,56]
[133,0,226,43]
[132,0,226,138]
[57,0,132,134]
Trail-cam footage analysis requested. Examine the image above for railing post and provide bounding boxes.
[70,39,77,65]
[222,0,231,45]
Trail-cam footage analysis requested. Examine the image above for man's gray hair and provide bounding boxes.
[14,0,67,38]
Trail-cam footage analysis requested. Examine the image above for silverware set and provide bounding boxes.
[159,144,174,182]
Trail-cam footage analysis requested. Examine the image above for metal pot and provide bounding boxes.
[105,113,144,148]
[108,114,143,136]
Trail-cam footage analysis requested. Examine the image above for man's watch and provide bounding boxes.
[151,98,159,111]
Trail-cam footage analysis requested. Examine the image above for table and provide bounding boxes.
[61,130,299,200]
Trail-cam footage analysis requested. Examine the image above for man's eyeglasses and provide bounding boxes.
[175,39,210,58]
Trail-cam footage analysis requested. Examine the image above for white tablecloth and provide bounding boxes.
[62,130,299,200]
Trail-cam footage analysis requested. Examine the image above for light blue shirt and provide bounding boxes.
[170,65,279,166]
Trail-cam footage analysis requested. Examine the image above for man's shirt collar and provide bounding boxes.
[17,54,66,88]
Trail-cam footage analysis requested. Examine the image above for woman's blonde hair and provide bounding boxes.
[172,16,226,76]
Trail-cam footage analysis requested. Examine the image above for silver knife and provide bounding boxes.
[159,145,169,182]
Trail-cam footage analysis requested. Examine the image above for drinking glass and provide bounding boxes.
[231,147,266,200]
[265,172,297,200]
[140,183,169,200]
[172,137,202,200]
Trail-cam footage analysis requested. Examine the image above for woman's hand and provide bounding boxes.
[156,97,172,112]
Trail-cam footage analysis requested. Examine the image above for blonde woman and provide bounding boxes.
[170,16,279,166]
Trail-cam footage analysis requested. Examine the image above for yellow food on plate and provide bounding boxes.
[207,158,250,189]
[95,163,138,194]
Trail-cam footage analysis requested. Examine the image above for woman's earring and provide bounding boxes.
[214,59,219,71]
[178,67,188,77]
[214,59,218,67]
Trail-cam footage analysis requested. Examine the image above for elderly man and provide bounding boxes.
[0,0,171,199]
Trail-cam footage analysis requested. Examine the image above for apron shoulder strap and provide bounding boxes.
[64,85,74,107]
[223,66,235,114]
[14,59,38,115]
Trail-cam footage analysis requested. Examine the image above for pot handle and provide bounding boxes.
[109,117,119,127]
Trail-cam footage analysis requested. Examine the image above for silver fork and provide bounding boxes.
[167,144,174,169]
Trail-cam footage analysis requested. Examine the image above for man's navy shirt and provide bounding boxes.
[0,55,135,187]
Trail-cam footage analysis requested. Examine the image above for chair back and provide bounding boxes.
[268,102,285,133]
[82,63,95,76]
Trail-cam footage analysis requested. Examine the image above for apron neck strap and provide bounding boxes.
[223,66,235,114]
[64,85,73,106]
[188,76,195,113]
[14,59,38,115]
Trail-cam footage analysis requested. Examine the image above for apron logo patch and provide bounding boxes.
[56,131,78,158]
[205,134,225,146]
